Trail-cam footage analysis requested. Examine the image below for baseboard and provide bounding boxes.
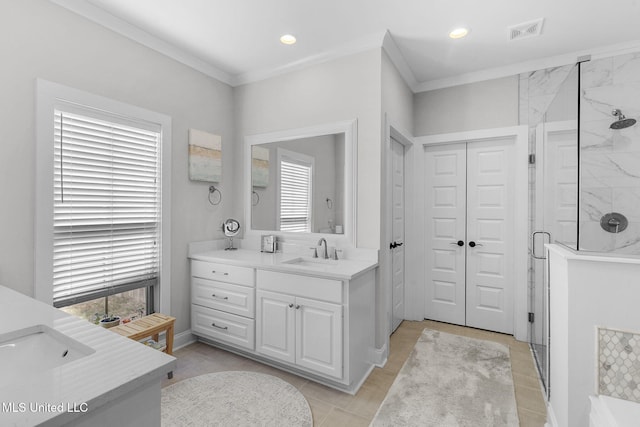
[172,329,197,351]
[371,343,388,367]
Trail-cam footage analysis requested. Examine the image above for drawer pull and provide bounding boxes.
[211,294,229,300]
[211,270,229,276]
[211,322,228,331]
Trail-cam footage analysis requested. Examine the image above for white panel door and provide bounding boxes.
[296,297,342,378]
[424,143,467,325]
[256,290,295,363]
[465,138,515,334]
[391,138,406,332]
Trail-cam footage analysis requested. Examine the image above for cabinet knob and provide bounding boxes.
[288,303,294,308]
[295,305,301,310]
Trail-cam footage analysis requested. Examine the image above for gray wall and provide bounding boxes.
[382,51,414,134]
[379,50,414,345]
[0,0,235,335]
[413,76,519,136]
[234,50,382,249]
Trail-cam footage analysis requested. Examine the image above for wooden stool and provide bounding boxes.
[110,313,176,378]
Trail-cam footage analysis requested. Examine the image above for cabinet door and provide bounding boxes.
[295,297,342,379]
[256,290,295,363]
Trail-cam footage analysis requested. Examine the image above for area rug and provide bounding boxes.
[161,371,313,426]
[370,329,519,426]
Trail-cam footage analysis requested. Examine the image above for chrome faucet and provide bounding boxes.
[317,238,329,259]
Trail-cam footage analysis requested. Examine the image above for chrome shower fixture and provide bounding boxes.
[610,109,637,130]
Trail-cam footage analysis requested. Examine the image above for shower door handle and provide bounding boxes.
[531,231,551,260]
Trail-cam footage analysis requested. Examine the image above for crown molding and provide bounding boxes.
[232,32,387,86]
[50,0,233,85]
[381,31,418,91]
[414,39,640,93]
[46,1,640,93]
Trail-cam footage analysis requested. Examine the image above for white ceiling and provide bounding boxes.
[56,0,640,91]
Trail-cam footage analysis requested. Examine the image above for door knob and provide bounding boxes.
[390,241,404,249]
[449,240,464,247]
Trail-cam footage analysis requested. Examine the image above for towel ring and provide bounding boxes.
[252,191,260,206]
[326,198,333,209]
[208,185,222,205]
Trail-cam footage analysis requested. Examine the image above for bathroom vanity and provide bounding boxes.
[189,245,377,394]
[0,286,175,426]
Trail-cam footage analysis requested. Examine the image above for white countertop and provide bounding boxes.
[189,249,378,280]
[0,286,176,427]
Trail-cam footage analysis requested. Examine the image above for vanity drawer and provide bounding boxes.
[191,304,255,351]
[191,260,254,286]
[192,277,255,318]
[257,270,342,304]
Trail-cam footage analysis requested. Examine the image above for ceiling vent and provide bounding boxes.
[508,18,544,41]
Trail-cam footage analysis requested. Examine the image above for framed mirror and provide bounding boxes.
[244,120,356,244]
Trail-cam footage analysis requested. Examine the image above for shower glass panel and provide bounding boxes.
[529,64,579,397]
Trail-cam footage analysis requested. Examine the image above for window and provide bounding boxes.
[278,149,313,232]
[36,80,171,317]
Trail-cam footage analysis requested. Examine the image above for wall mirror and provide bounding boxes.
[244,120,356,244]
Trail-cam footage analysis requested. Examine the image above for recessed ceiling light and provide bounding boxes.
[280,34,297,45]
[449,28,469,39]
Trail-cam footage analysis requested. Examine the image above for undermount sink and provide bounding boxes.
[0,324,95,383]
[281,257,339,268]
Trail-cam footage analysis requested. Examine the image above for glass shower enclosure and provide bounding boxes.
[529,64,579,398]
[529,50,640,398]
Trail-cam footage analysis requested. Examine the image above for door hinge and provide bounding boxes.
[528,312,535,323]
[528,154,536,165]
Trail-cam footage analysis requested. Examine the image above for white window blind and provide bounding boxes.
[279,158,312,232]
[52,110,160,308]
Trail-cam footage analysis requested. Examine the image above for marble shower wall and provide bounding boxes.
[580,52,640,254]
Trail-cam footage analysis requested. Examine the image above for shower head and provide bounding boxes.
[610,109,637,129]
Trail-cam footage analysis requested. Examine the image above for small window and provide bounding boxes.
[35,80,171,317]
[278,149,314,232]
[52,110,160,309]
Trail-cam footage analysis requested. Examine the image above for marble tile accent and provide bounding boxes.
[579,53,640,254]
[598,327,640,404]
[582,57,613,89]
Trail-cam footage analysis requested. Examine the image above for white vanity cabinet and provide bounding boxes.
[256,289,342,378]
[190,260,256,350]
[188,247,377,394]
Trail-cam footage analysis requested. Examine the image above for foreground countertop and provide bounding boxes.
[0,286,176,427]
[189,249,377,280]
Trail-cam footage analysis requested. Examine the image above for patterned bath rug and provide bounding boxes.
[371,329,519,426]
[161,371,312,426]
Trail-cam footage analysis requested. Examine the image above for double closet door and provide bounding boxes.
[424,138,515,334]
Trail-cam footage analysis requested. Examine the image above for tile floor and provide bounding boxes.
[162,320,547,426]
